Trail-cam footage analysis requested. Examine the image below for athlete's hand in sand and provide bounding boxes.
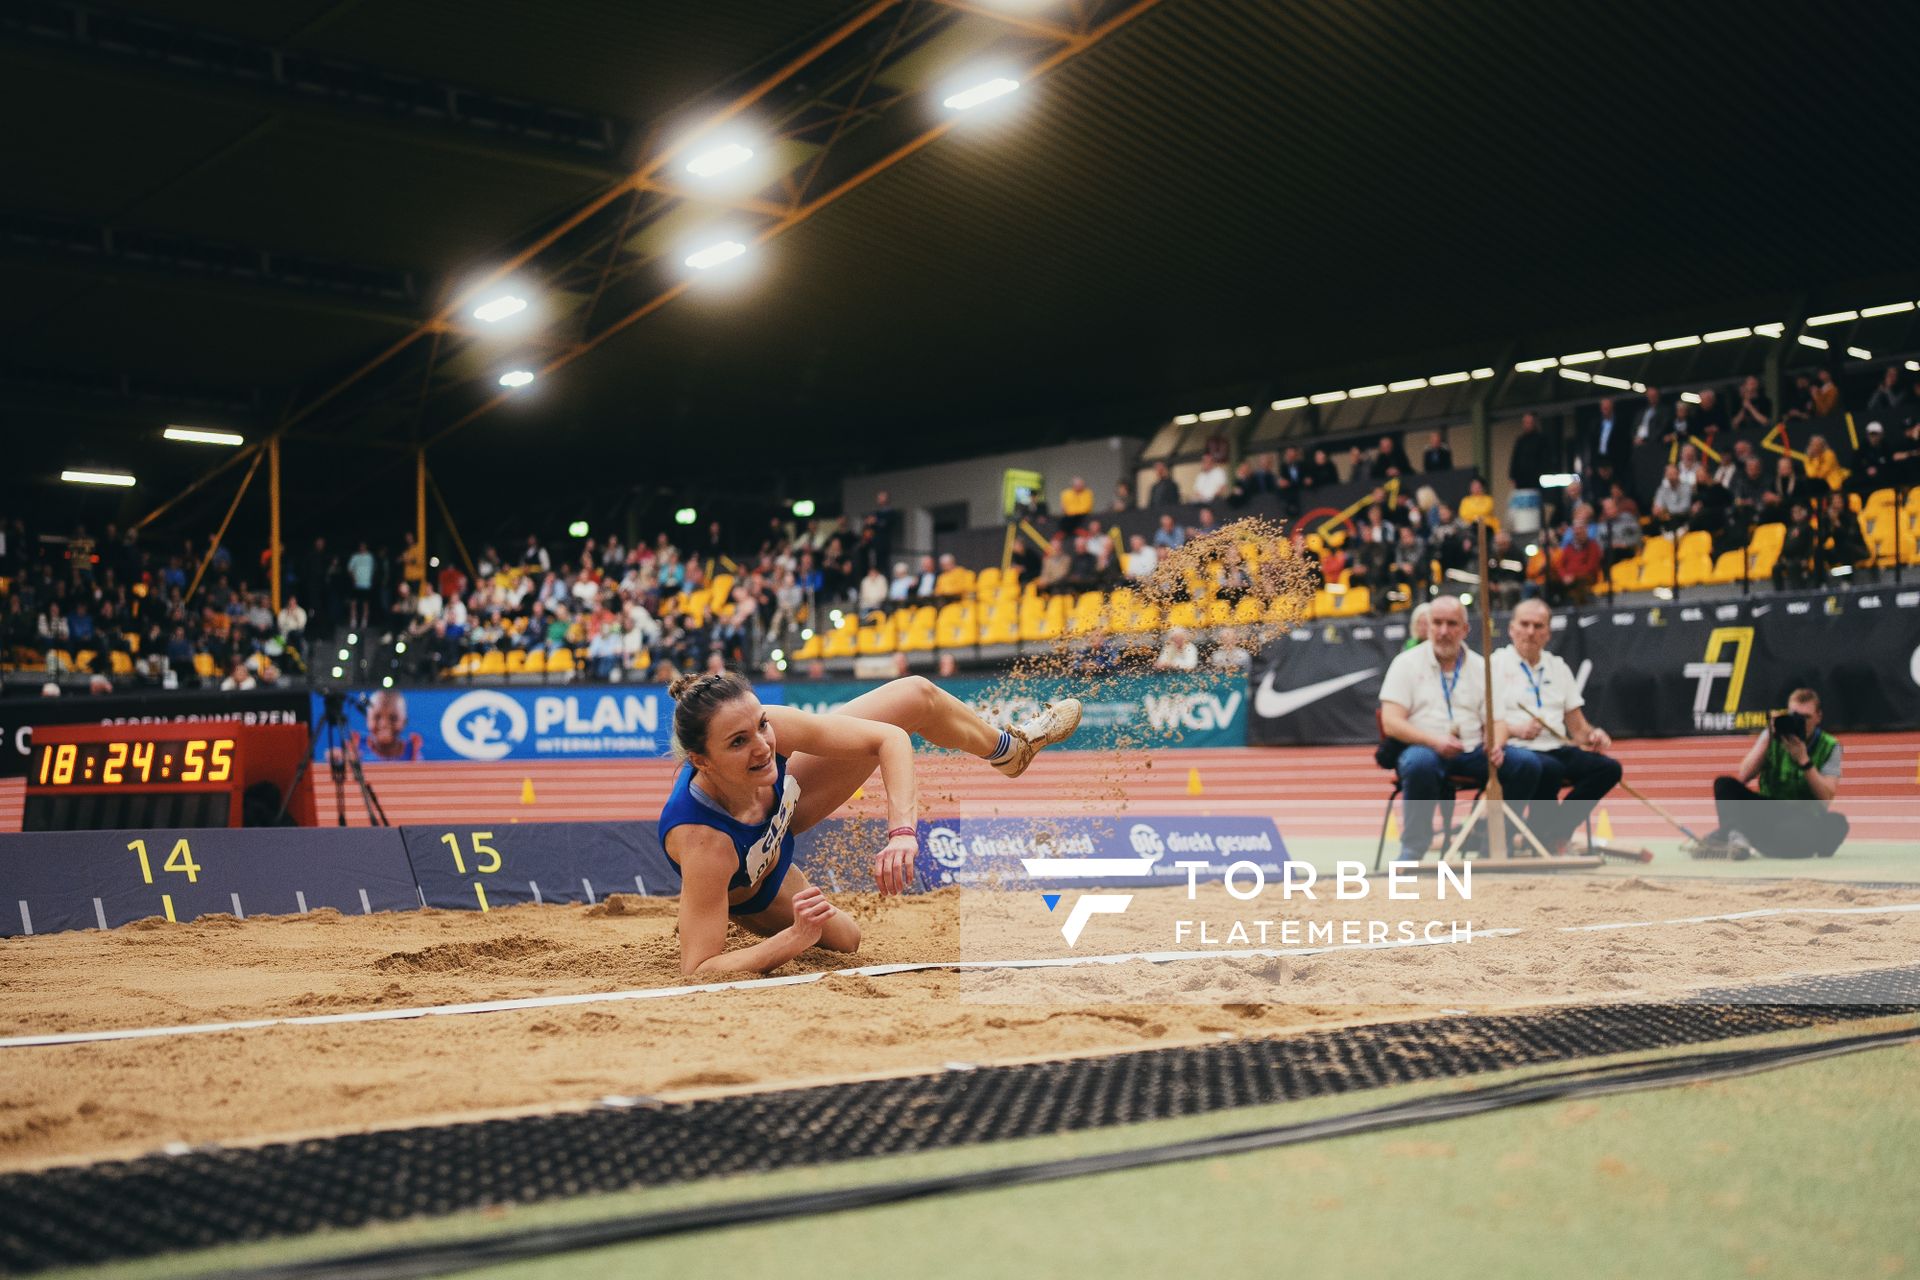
[875,834,917,896]
[786,886,837,946]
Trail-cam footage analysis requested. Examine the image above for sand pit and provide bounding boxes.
[4,874,1918,1173]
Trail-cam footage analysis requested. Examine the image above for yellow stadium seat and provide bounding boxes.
[191,652,216,678]
[934,567,976,598]
[109,650,133,676]
[1709,549,1749,584]
[478,650,506,675]
[1068,591,1106,635]
[1165,601,1202,631]
[506,649,529,673]
[1676,530,1713,563]
[1610,560,1640,592]
[1676,554,1714,587]
[547,649,575,675]
[974,566,1001,597]
[1266,594,1303,625]
[981,605,1020,646]
[1019,595,1067,643]
[1334,587,1372,617]
[631,647,652,672]
[1205,599,1234,627]
[823,619,859,659]
[525,648,549,673]
[73,649,97,673]
[124,633,140,654]
[857,620,897,655]
[1748,523,1785,555]
[1232,596,1264,624]
[708,574,735,613]
[794,631,824,661]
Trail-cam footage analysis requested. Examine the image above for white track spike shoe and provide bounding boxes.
[992,699,1083,778]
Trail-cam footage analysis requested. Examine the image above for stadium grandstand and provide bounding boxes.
[3,2,1919,1277]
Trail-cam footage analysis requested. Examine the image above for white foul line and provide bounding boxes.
[2,902,1916,1051]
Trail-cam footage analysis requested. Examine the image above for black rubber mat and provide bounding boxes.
[4,965,1917,1273]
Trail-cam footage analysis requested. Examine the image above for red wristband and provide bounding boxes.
[888,826,917,840]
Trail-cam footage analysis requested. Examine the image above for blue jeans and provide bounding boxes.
[1396,745,1546,860]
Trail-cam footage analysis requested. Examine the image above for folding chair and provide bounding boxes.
[1371,709,1484,872]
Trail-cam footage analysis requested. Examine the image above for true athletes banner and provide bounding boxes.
[1247,588,1920,745]
[310,685,786,763]
[786,673,1247,750]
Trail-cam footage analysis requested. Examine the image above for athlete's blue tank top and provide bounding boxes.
[657,754,801,915]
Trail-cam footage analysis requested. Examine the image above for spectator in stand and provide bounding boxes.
[1209,627,1253,672]
[219,657,257,691]
[1152,513,1187,551]
[1112,481,1134,512]
[1651,464,1694,530]
[1147,461,1183,508]
[1599,497,1641,564]
[1228,459,1275,506]
[1190,506,1221,540]
[910,555,939,602]
[1847,423,1890,493]
[521,533,551,573]
[1774,457,1818,513]
[1782,373,1814,420]
[1423,431,1452,473]
[1550,519,1603,604]
[1370,435,1413,480]
[1154,626,1198,672]
[1694,387,1730,437]
[1192,455,1231,504]
[1384,525,1430,610]
[1508,412,1551,494]
[886,561,915,604]
[1775,503,1818,590]
[868,491,898,567]
[347,541,376,631]
[1303,447,1338,489]
[1729,454,1770,509]
[1802,435,1845,492]
[1810,368,1841,417]
[1058,476,1095,530]
[1732,375,1773,433]
[936,651,959,679]
[1865,365,1907,424]
[1458,476,1495,526]
[1586,397,1630,478]
[1822,491,1868,569]
[931,554,972,602]
[1036,533,1074,595]
[1633,387,1672,445]
[858,564,889,612]
[277,595,308,652]
[1124,534,1158,580]
[1428,505,1471,575]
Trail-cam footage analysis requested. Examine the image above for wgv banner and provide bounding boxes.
[915,815,1289,889]
[787,673,1247,750]
[312,685,787,762]
[1247,590,1920,745]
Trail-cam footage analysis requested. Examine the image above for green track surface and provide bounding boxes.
[58,1015,1920,1280]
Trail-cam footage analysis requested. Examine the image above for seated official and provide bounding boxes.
[1704,688,1847,858]
[1379,596,1544,862]
[1493,600,1620,851]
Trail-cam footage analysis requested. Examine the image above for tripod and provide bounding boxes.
[275,689,390,826]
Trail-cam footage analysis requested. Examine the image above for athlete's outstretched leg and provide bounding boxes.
[788,676,1081,830]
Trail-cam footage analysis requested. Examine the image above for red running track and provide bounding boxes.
[5,735,1914,841]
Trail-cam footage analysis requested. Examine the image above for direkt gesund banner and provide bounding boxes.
[311,685,786,763]
[786,672,1247,750]
[1246,590,1920,746]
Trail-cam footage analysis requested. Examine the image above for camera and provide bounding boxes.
[1771,710,1808,741]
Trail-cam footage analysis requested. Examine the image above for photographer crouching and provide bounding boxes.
[1700,688,1848,859]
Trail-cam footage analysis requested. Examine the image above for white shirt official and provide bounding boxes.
[1490,644,1582,749]
[1379,640,1486,749]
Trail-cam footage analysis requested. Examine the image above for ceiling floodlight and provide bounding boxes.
[1348,385,1387,398]
[943,76,1020,111]
[1847,347,1872,360]
[1470,368,1494,379]
[1388,378,1428,393]
[1271,397,1309,410]
[1515,357,1558,373]
[1805,310,1857,327]
[61,469,135,487]
[1752,322,1785,338]
[1309,390,1347,405]
[1559,351,1603,365]
[164,426,245,446]
[1592,374,1633,389]
[472,294,529,323]
[498,369,536,388]
[685,142,755,178]
[1860,301,1914,318]
[1558,368,1594,383]
[1703,327,1752,343]
[1797,335,1829,350]
[1198,408,1234,422]
[1604,342,1652,358]
[1172,413,1199,424]
[791,499,817,518]
[1428,371,1470,386]
[685,240,747,270]
[1654,335,1701,350]
[675,508,698,526]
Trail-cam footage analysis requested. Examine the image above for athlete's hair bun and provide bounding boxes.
[669,670,754,759]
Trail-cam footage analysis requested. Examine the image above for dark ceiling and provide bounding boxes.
[5,0,1919,544]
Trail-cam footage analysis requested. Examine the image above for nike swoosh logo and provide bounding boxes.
[1750,605,1771,616]
[1255,667,1380,719]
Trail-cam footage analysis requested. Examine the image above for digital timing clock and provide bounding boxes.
[22,722,315,831]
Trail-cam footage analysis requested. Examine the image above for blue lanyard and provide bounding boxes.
[1437,650,1465,721]
[1518,658,1544,708]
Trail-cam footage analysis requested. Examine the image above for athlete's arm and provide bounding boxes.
[670,826,830,976]
[765,705,918,893]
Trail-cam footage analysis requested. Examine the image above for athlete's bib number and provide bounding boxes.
[744,778,800,888]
